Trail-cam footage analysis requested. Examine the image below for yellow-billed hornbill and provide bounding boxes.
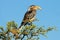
[19,5,41,28]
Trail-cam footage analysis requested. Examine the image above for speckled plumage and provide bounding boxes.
[19,5,40,28]
[19,10,36,28]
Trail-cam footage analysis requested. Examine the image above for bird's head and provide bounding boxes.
[28,5,42,11]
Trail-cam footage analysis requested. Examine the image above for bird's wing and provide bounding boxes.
[19,11,36,28]
[22,11,35,22]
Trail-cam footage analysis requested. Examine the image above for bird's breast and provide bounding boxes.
[28,11,36,19]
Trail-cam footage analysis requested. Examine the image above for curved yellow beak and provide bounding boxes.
[34,6,42,10]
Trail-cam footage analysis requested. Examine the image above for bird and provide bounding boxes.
[19,5,42,28]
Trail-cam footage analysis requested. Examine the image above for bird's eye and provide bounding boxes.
[31,6,34,8]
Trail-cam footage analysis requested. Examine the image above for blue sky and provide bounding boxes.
[0,0,60,40]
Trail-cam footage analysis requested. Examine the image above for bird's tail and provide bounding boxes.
[18,22,24,30]
[19,25,23,28]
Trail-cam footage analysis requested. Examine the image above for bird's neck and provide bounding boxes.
[28,10,36,12]
[32,10,36,13]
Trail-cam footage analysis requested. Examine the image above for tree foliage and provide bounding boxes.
[0,21,56,40]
